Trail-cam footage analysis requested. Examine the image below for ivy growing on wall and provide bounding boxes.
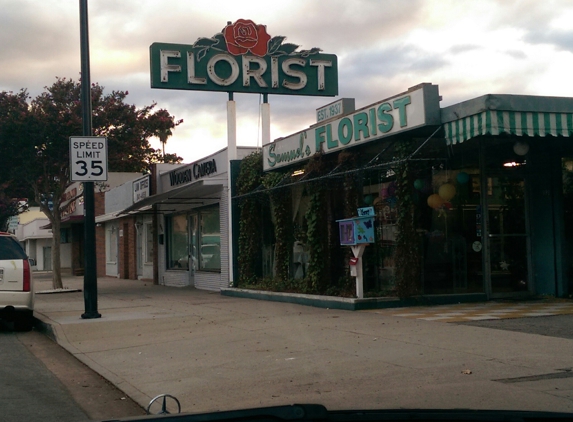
[262,171,292,283]
[303,154,330,292]
[338,150,359,218]
[394,141,420,298]
[236,151,263,286]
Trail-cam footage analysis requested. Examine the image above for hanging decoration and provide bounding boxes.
[414,179,424,190]
[513,141,529,156]
[438,183,456,201]
[364,194,374,205]
[387,181,397,197]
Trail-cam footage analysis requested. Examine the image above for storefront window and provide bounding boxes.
[373,180,398,291]
[420,167,484,294]
[60,228,71,244]
[167,214,188,270]
[189,214,198,272]
[198,206,220,271]
[166,206,221,272]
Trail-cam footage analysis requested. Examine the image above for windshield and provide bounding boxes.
[4,1,573,420]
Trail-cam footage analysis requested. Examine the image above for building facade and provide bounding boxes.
[96,174,154,280]
[238,83,573,299]
[122,147,256,290]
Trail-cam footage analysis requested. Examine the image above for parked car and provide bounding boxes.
[201,243,220,269]
[0,232,34,331]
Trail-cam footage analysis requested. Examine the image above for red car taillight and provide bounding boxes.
[23,259,31,292]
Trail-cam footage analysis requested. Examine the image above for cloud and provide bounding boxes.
[504,49,527,59]
[449,44,482,55]
[3,0,573,164]
[524,29,573,53]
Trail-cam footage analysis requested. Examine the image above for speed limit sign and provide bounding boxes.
[70,137,108,181]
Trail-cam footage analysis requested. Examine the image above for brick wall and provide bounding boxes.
[95,192,105,216]
[118,216,138,280]
[95,192,105,277]
[96,225,105,277]
[71,224,83,275]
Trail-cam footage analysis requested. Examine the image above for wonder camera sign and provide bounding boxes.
[150,19,338,96]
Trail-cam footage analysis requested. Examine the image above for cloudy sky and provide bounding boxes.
[2,0,573,163]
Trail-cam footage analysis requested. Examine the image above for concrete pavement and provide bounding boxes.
[33,275,573,415]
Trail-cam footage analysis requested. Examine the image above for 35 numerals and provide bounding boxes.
[74,160,104,177]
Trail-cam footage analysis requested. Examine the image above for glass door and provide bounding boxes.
[188,214,198,282]
[487,172,530,295]
[562,158,573,297]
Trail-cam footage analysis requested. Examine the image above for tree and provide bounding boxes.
[148,108,180,161]
[0,90,32,231]
[7,78,183,289]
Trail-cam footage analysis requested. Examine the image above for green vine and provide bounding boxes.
[394,141,420,298]
[305,189,328,291]
[338,151,359,218]
[236,151,263,286]
[262,172,292,282]
[303,154,330,292]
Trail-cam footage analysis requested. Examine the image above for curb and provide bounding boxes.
[220,288,488,311]
[32,312,152,411]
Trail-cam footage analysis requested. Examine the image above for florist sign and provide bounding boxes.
[150,19,338,96]
[263,84,441,171]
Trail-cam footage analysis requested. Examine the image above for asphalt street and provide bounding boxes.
[0,325,89,422]
[459,314,573,339]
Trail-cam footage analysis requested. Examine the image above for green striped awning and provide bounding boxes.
[444,110,573,145]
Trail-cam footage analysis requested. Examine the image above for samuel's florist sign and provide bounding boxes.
[150,19,338,97]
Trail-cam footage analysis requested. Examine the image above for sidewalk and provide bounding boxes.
[367,299,573,322]
[33,275,573,415]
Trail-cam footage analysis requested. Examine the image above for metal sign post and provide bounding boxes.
[78,0,101,319]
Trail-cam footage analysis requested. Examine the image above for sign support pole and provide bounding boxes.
[227,92,237,285]
[350,244,366,299]
[261,93,270,146]
[79,0,100,319]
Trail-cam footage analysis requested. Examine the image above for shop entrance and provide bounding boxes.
[486,171,530,296]
[562,157,573,296]
[482,138,532,298]
[188,214,198,285]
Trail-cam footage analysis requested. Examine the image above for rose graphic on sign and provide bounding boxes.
[223,19,271,57]
[184,20,323,62]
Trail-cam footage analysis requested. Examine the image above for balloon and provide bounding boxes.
[364,194,374,205]
[414,179,424,190]
[438,183,456,201]
[457,171,470,184]
[427,194,445,210]
[380,187,389,198]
